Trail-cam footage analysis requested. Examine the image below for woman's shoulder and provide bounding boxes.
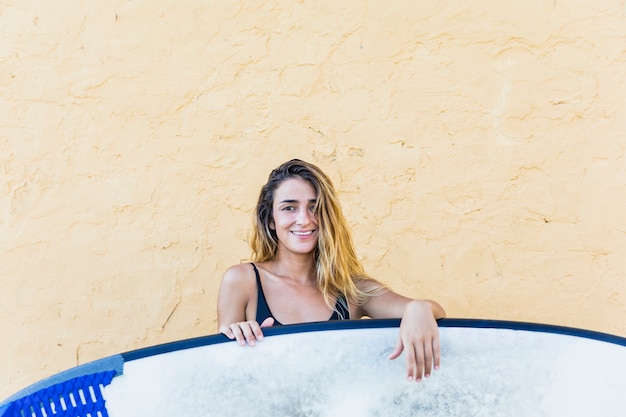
[221,262,257,286]
[354,275,387,292]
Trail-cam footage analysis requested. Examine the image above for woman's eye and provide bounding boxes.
[281,206,294,211]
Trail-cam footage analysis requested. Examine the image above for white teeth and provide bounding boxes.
[292,231,314,236]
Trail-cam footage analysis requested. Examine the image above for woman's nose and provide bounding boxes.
[296,208,312,225]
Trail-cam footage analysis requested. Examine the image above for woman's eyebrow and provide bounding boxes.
[278,199,317,204]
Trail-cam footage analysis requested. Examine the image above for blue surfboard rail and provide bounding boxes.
[120,318,626,362]
[2,318,625,417]
[440,318,626,346]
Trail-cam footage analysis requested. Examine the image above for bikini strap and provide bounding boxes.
[250,262,261,282]
[250,262,281,325]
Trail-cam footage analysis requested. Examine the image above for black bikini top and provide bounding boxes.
[251,262,350,326]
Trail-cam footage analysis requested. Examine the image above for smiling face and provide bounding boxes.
[270,177,319,257]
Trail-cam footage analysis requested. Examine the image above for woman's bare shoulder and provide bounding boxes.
[354,276,388,292]
[219,263,258,306]
[222,262,256,283]
[217,263,259,327]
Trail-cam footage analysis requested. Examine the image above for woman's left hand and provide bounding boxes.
[388,300,441,382]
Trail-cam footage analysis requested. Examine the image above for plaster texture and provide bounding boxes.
[1,0,625,399]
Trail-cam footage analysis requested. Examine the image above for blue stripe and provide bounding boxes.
[121,318,626,362]
[439,318,626,346]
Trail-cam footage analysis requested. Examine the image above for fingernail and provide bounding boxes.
[407,376,413,382]
[425,373,430,378]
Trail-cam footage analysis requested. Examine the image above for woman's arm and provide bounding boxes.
[217,264,274,346]
[359,281,446,382]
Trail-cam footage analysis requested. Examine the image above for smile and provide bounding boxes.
[292,230,315,236]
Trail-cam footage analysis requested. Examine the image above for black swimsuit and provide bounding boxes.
[251,263,350,325]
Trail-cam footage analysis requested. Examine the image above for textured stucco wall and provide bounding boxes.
[1,0,625,399]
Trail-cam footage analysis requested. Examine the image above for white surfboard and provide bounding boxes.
[2,319,625,417]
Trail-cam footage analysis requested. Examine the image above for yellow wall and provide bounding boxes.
[2,1,625,399]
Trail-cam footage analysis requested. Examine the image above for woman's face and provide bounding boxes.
[270,177,319,256]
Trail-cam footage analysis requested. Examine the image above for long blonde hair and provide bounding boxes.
[250,159,381,310]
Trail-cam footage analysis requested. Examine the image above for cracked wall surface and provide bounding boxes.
[1,0,626,399]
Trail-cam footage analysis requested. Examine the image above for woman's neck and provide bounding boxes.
[268,252,316,285]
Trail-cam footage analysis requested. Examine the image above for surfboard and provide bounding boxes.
[2,319,626,417]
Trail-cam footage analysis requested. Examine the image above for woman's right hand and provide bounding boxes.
[219,317,275,346]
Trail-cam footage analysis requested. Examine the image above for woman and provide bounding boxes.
[218,159,446,382]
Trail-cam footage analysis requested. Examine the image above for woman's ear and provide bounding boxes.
[269,219,275,230]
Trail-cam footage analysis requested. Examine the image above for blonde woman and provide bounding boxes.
[218,159,446,382]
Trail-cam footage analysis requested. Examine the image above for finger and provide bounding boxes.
[238,322,258,346]
[260,317,275,328]
[423,338,433,378]
[404,341,417,382]
[249,321,265,342]
[388,336,404,360]
[219,325,234,340]
[413,341,425,382]
[229,323,246,346]
[432,334,441,371]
